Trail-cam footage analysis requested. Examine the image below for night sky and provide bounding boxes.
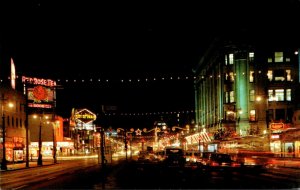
[1,1,300,127]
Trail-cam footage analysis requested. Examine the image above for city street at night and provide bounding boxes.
[1,156,300,189]
[1,1,300,189]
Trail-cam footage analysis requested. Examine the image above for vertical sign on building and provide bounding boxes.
[298,48,300,83]
[10,58,16,90]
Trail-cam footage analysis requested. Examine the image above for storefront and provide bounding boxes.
[3,141,25,163]
[30,141,74,157]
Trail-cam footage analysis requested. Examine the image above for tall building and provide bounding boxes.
[0,44,27,164]
[193,36,300,156]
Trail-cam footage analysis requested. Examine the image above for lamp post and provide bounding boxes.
[172,125,189,150]
[24,86,29,168]
[35,114,49,166]
[1,103,7,170]
[37,115,43,166]
[256,95,271,151]
[117,128,134,161]
[195,124,201,154]
[25,104,29,168]
[143,127,160,151]
[52,120,59,164]
[1,94,13,170]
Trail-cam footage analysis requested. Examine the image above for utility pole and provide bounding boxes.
[25,86,29,168]
[1,94,7,170]
[124,129,128,161]
[100,127,105,167]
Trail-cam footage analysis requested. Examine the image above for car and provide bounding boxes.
[154,150,166,162]
[162,147,186,168]
[200,152,241,169]
[137,150,151,162]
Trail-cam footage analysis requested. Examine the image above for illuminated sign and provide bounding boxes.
[270,123,284,130]
[22,76,56,87]
[271,134,280,139]
[27,85,55,108]
[74,108,97,124]
[11,58,16,90]
[22,76,56,109]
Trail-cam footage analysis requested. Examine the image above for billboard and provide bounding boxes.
[22,76,56,109]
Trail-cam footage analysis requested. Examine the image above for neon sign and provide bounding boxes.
[22,76,56,87]
[74,108,97,124]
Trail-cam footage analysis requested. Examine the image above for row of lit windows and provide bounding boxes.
[225,69,293,83]
[225,88,292,104]
[225,51,298,66]
[250,89,291,102]
[227,108,292,123]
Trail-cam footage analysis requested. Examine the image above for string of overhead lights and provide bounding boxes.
[103,110,194,117]
[0,72,247,85]
[55,75,195,84]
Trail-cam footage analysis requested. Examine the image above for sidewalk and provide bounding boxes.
[1,160,55,171]
[1,154,98,172]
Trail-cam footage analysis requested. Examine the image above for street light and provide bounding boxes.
[1,94,14,170]
[172,125,189,150]
[52,120,59,164]
[143,127,160,151]
[256,95,271,151]
[34,114,50,166]
[117,128,134,161]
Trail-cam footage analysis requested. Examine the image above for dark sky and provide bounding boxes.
[1,0,300,123]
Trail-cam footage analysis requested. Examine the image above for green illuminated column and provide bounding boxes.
[235,51,250,136]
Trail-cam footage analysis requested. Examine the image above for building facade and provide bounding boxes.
[0,86,27,163]
[193,37,300,156]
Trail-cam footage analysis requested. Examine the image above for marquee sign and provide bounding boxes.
[74,108,97,124]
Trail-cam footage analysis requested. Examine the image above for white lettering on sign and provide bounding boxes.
[22,76,56,87]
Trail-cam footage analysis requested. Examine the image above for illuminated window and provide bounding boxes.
[249,110,256,121]
[249,71,254,82]
[268,58,272,63]
[286,89,291,101]
[229,72,234,81]
[225,92,229,103]
[286,70,291,81]
[249,89,255,101]
[225,55,228,65]
[267,70,273,81]
[274,52,283,63]
[274,69,285,81]
[286,57,290,62]
[249,52,254,62]
[229,54,234,65]
[275,89,284,101]
[230,91,235,103]
[268,90,274,101]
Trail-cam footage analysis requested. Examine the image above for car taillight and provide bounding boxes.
[231,162,241,167]
[211,162,219,166]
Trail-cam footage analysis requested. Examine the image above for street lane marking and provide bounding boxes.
[12,184,28,190]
